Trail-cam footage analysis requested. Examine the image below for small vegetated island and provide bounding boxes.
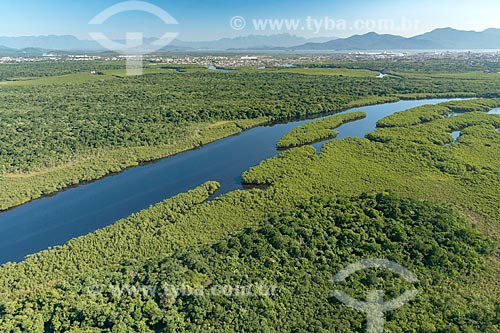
[0,60,500,331]
[277,111,366,149]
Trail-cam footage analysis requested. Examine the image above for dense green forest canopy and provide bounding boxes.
[377,99,500,128]
[0,60,499,211]
[0,61,125,81]
[303,57,500,74]
[0,61,500,175]
[1,193,496,332]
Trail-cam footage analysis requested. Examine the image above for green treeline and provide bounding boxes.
[243,99,500,223]
[0,118,265,211]
[0,181,224,291]
[277,111,367,149]
[304,58,500,75]
[377,98,500,128]
[1,61,500,211]
[442,98,500,113]
[369,112,500,146]
[377,104,452,128]
[0,99,499,331]
[0,62,500,176]
[0,61,126,81]
[0,68,478,174]
[369,98,500,148]
[0,193,496,332]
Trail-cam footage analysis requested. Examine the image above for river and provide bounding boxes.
[0,99,457,264]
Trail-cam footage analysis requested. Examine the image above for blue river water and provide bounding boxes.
[0,99,455,264]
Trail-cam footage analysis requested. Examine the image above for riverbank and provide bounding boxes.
[0,118,267,211]
[0,95,407,212]
[0,98,499,332]
[0,98,462,264]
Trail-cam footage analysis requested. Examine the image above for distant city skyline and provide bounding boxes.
[0,0,499,41]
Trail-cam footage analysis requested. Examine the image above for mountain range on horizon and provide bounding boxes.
[294,28,500,50]
[0,33,333,54]
[2,28,500,55]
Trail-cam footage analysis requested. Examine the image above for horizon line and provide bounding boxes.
[0,26,499,43]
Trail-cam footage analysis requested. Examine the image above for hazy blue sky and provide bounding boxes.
[0,0,499,40]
